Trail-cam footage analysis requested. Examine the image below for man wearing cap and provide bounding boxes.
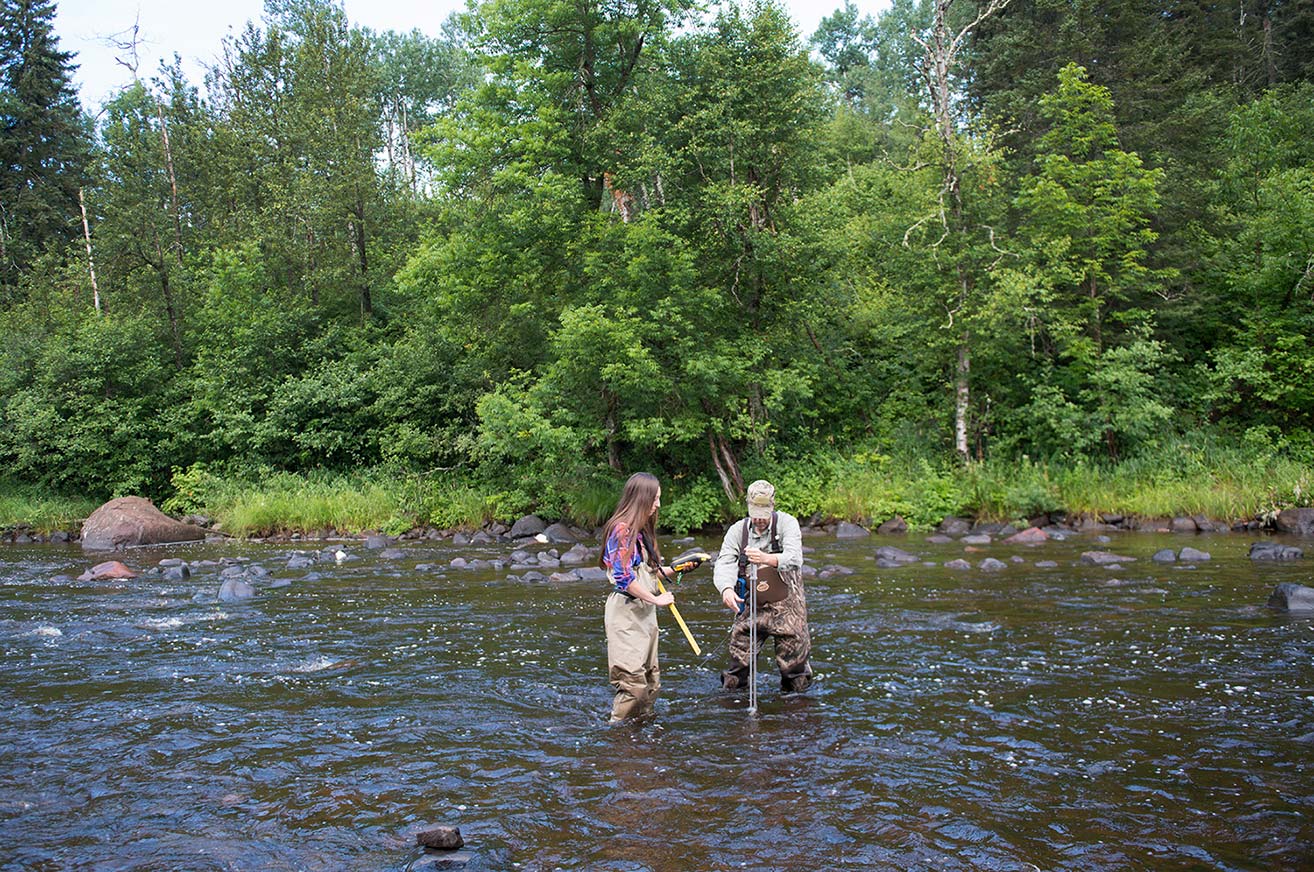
[711,479,813,693]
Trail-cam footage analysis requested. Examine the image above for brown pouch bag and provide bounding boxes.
[753,565,788,604]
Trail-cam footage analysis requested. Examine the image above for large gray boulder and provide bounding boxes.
[541,523,577,544]
[835,522,870,539]
[1250,541,1304,561]
[509,514,547,538]
[81,497,206,551]
[1267,583,1314,611]
[1275,508,1314,536]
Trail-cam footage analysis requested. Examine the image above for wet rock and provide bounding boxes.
[1151,549,1176,563]
[1267,583,1314,611]
[364,535,390,550]
[800,564,818,578]
[1104,564,1125,571]
[536,555,561,570]
[1250,542,1304,561]
[379,548,407,560]
[508,549,535,564]
[470,531,494,544]
[979,558,1008,572]
[416,824,464,850]
[1170,516,1198,534]
[423,852,473,869]
[1080,551,1137,566]
[77,560,139,581]
[247,565,270,579]
[559,544,592,565]
[961,534,992,546]
[1034,561,1058,568]
[944,559,971,570]
[575,567,608,582]
[450,557,469,569]
[541,523,577,544]
[509,515,547,538]
[218,578,256,602]
[1276,508,1314,535]
[876,516,907,535]
[519,570,548,583]
[287,555,316,570]
[835,522,870,539]
[162,565,190,581]
[548,571,579,582]
[486,522,510,536]
[159,558,186,567]
[875,546,917,565]
[972,522,1013,536]
[819,564,854,577]
[939,517,972,536]
[467,559,494,571]
[925,535,953,545]
[1100,513,1124,525]
[49,530,71,543]
[451,533,470,546]
[1009,555,1025,563]
[1003,527,1048,545]
[81,496,206,551]
[1178,546,1211,562]
[1041,526,1070,541]
[1096,535,1112,544]
[268,578,291,589]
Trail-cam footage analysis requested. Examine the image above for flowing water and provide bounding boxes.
[0,531,1311,871]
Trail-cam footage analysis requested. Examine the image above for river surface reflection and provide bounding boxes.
[0,532,1310,870]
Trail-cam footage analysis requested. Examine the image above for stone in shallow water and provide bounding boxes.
[944,559,971,570]
[416,824,463,850]
[1267,583,1314,611]
[875,546,917,564]
[961,534,992,546]
[218,578,255,602]
[1080,551,1136,566]
[1249,542,1304,561]
[835,522,870,539]
[1178,546,1211,562]
[925,534,953,544]
[978,558,1007,572]
[1151,549,1176,564]
[1034,561,1058,568]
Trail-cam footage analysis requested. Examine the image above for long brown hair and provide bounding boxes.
[599,472,662,568]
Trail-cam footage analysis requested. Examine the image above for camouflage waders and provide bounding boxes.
[722,569,812,693]
[604,563,661,721]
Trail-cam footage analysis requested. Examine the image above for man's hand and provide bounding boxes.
[721,587,743,612]
[744,546,778,567]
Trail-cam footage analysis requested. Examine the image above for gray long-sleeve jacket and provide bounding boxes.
[712,511,804,595]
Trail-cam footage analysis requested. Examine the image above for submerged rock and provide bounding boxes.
[1179,546,1211,562]
[1080,551,1137,566]
[944,559,971,570]
[874,546,917,565]
[76,560,139,581]
[1250,542,1304,561]
[1267,583,1314,611]
[218,578,256,602]
[978,558,1007,572]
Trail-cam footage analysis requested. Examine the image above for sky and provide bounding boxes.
[53,0,885,111]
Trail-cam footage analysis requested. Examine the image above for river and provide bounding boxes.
[1,531,1310,870]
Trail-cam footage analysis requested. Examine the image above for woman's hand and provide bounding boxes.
[653,591,675,607]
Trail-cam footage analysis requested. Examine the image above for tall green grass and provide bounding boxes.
[0,481,98,532]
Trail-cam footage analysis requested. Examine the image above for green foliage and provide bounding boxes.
[0,479,98,532]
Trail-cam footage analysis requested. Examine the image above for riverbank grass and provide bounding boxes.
[0,481,98,532]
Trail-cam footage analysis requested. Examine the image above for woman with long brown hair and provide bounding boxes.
[600,471,675,721]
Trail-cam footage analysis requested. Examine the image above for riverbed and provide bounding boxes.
[1,531,1310,870]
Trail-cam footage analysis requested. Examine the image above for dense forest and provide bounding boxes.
[1,0,1312,532]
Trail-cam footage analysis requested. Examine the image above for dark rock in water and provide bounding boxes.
[247,565,270,578]
[925,534,953,545]
[835,522,870,539]
[49,530,71,543]
[519,570,548,583]
[874,558,904,568]
[159,558,186,567]
[467,559,493,571]
[81,496,206,551]
[50,574,75,584]
[451,533,470,546]
[972,521,1012,536]
[1010,555,1025,563]
[1267,583,1314,611]
[575,567,608,583]
[1100,513,1124,525]
[979,558,1007,572]
[536,555,561,570]
[416,824,464,850]
[1170,516,1198,533]
[939,517,972,536]
[470,530,494,544]
[162,565,190,581]
[487,522,509,536]
[875,546,917,564]
[449,557,469,569]
[820,564,855,576]
[1250,542,1304,561]
[944,559,971,570]
[1179,546,1211,562]
[800,564,818,578]
[424,852,473,869]
[541,523,577,544]
[415,564,437,572]
[76,560,139,581]
[559,544,592,565]
[268,578,291,589]
[548,571,579,582]
[1041,526,1070,541]
[218,578,255,602]
[509,514,547,538]
[961,534,992,546]
[1004,527,1048,545]
[379,548,407,560]
[1035,560,1058,568]
[1080,551,1137,566]
[876,516,908,535]
[1151,549,1177,564]
[364,535,390,550]
[287,555,315,570]
[1276,508,1314,535]
[1096,535,1111,544]
[509,549,535,564]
